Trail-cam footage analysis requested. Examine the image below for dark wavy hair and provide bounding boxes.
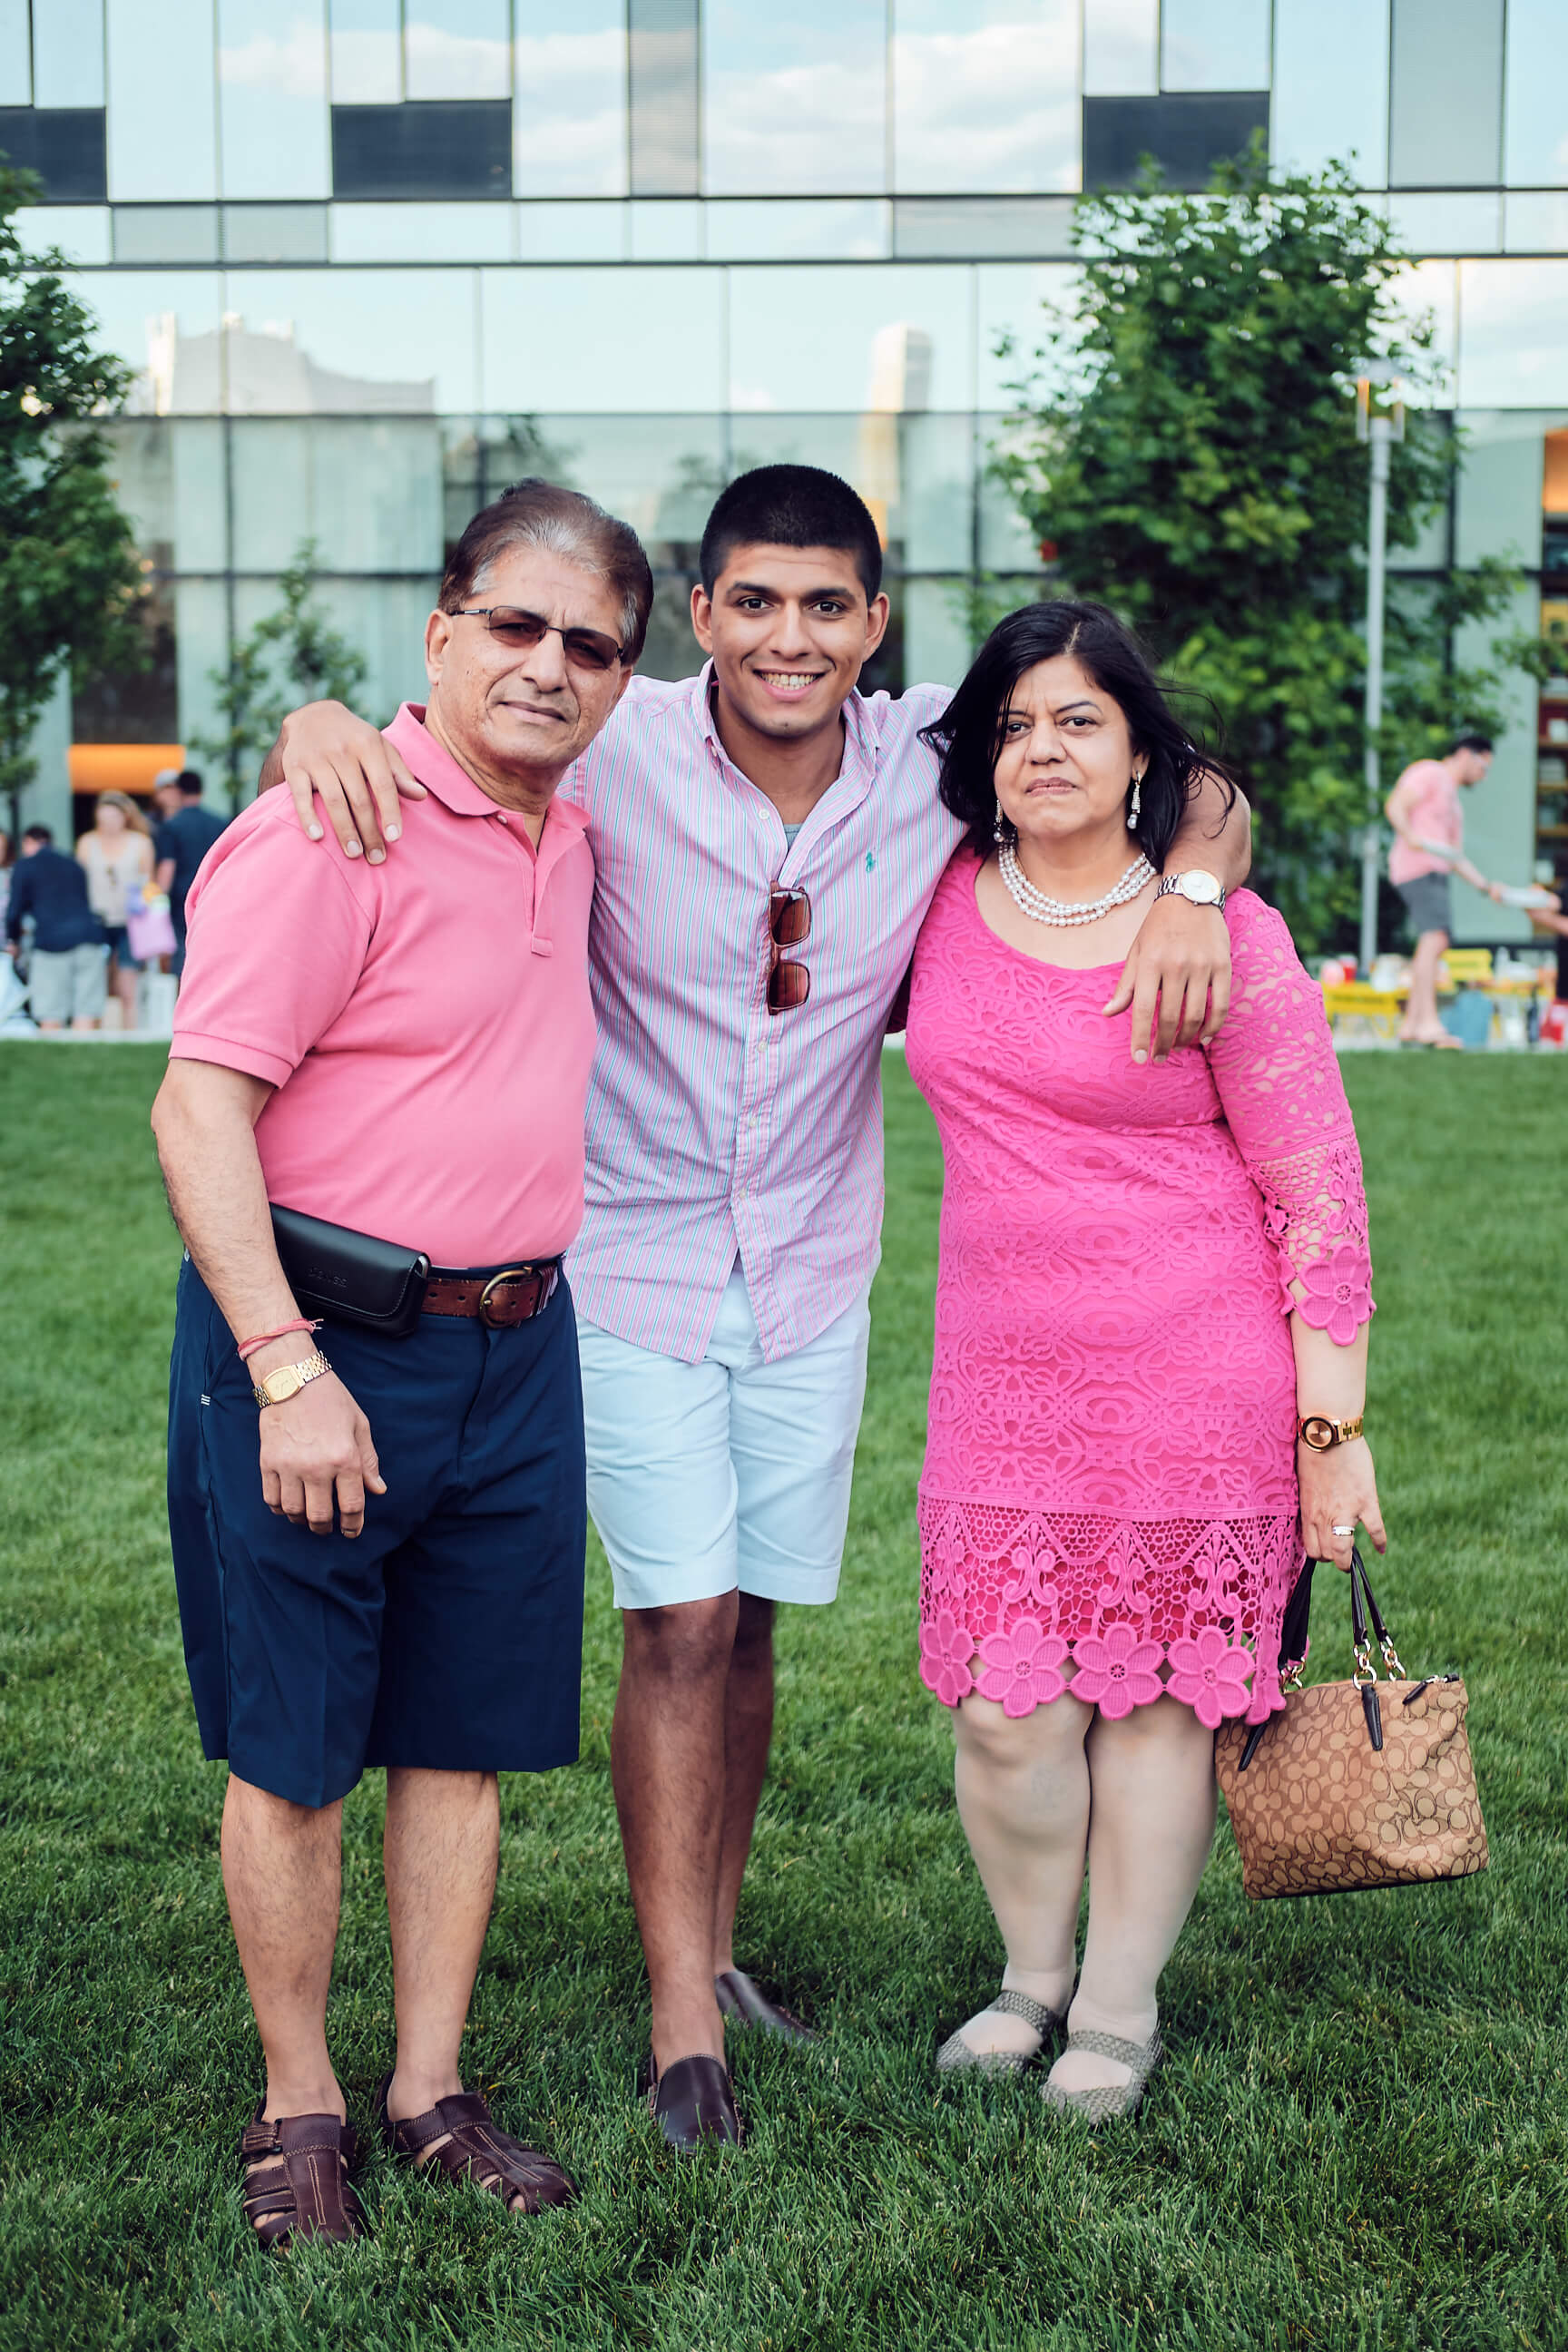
[920,600,1237,871]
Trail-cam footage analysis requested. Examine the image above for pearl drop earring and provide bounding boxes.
[1128,771,1142,832]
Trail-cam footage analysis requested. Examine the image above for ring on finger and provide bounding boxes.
[1331,1523,1355,1535]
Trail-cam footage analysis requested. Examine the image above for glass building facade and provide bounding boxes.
[5,0,1568,937]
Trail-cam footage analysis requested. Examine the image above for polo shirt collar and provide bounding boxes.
[387,702,590,844]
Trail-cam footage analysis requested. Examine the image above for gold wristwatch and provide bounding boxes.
[1155,869,1226,913]
[1297,1412,1364,1451]
[252,1351,332,1408]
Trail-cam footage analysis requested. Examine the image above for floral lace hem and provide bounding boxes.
[917,1494,1302,1728]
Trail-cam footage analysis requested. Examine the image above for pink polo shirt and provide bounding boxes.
[172,703,594,1268]
[1388,759,1463,885]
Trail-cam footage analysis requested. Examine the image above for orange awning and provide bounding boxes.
[68,745,186,797]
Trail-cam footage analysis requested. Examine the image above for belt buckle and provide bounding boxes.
[478,1266,534,1328]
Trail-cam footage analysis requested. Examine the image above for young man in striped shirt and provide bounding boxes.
[269,466,1251,2151]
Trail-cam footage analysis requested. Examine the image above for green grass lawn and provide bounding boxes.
[0,1044,1563,2352]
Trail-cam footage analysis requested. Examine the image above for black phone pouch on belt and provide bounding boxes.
[270,1204,431,1338]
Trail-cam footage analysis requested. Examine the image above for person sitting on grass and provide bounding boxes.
[1385,734,1502,1049]
[151,483,647,2251]
[905,602,1386,2122]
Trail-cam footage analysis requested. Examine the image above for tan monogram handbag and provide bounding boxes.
[1215,1552,1487,1899]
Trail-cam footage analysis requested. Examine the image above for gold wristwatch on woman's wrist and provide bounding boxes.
[1297,1412,1364,1451]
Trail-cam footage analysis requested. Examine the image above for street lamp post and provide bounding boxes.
[1356,368,1405,976]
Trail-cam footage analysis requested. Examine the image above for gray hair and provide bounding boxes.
[439,478,654,663]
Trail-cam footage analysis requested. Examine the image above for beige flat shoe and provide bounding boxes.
[936,1988,1064,2075]
[1040,2027,1163,2124]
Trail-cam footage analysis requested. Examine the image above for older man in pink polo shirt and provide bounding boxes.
[150,483,650,2251]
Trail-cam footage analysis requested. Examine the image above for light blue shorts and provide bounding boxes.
[576,1267,872,1612]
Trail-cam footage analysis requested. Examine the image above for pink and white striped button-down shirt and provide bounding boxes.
[564,664,963,1362]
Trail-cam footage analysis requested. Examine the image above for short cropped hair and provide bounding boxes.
[700,465,883,604]
[23,823,53,846]
[920,598,1238,872]
[440,479,654,665]
[1450,732,1494,757]
[175,769,204,797]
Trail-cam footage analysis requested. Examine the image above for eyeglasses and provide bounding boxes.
[768,887,810,1014]
[454,606,624,673]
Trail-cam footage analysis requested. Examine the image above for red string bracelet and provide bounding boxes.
[237,1318,321,1363]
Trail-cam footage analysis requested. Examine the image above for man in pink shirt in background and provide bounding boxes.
[151,483,649,2251]
[1386,731,1500,1047]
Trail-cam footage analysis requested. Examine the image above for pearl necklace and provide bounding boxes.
[997,842,1155,927]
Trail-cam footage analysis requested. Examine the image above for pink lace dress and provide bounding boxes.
[906,858,1373,1730]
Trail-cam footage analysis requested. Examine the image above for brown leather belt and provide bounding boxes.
[423,1260,561,1328]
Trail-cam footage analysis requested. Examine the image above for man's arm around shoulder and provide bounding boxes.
[1104,767,1252,1065]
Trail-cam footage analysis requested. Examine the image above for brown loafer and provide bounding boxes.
[377,2078,576,2215]
[715,1967,818,2045]
[239,2105,368,2252]
[641,2053,744,2152]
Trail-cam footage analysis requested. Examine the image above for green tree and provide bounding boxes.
[192,541,368,810]
[0,159,147,840]
[994,145,1539,951]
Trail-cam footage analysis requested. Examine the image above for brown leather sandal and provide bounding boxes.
[238,2106,368,2252]
[377,2077,577,2216]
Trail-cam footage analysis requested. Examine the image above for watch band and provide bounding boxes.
[1297,1413,1365,1451]
[253,1351,332,1409]
[1156,872,1227,913]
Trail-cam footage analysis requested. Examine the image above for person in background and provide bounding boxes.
[153,769,228,977]
[5,823,108,1032]
[1386,734,1501,1049]
[151,768,184,824]
[77,791,154,1031]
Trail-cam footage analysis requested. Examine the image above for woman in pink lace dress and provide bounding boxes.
[905,602,1385,2122]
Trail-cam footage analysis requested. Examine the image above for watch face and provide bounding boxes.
[1299,1416,1333,1451]
[264,1365,304,1403]
[1180,871,1223,905]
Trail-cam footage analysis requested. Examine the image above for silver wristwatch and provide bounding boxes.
[1155,870,1227,913]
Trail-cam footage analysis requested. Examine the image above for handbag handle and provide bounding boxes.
[1238,1546,1406,1770]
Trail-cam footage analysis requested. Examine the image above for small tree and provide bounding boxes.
[995,145,1538,950]
[0,159,147,841]
[192,541,368,810]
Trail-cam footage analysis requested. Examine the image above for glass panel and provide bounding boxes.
[1504,0,1568,187]
[113,205,220,262]
[222,202,330,261]
[706,198,887,261]
[727,262,972,413]
[406,0,511,103]
[629,0,698,198]
[627,197,702,259]
[34,0,105,109]
[1458,261,1568,408]
[329,201,514,261]
[1270,0,1388,185]
[1505,194,1568,255]
[1453,414,1546,566]
[1160,0,1270,93]
[702,0,886,197]
[230,416,444,571]
[481,265,724,411]
[892,0,1079,195]
[173,577,231,756]
[171,418,229,569]
[903,578,973,690]
[106,0,219,199]
[218,0,330,201]
[902,411,975,570]
[1388,0,1503,189]
[328,0,400,104]
[514,201,627,260]
[1082,0,1157,97]
[223,267,479,412]
[0,0,30,107]
[976,260,1077,410]
[14,205,113,263]
[1387,191,1501,255]
[513,2,628,199]
[894,195,1073,258]
[67,267,224,412]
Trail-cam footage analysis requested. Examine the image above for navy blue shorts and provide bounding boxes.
[168,1258,586,1809]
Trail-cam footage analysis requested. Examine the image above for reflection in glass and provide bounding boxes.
[1381,259,1456,406]
[34,0,106,109]
[705,199,888,261]
[106,0,219,200]
[218,0,330,201]
[630,0,699,198]
[0,1,29,108]
[901,412,975,571]
[222,269,477,413]
[1457,261,1568,409]
[1452,415,1550,567]
[222,204,330,262]
[1503,0,1568,188]
[114,205,220,263]
[1160,0,1270,93]
[895,195,1073,258]
[406,0,510,102]
[174,577,232,755]
[514,2,628,198]
[230,417,444,572]
[482,266,724,412]
[702,0,886,196]
[891,1,1079,195]
[627,199,703,260]
[70,268,224,409]
[1270,0,1387,184]
[15,205,113,264]
[1504,194,1568,255]
[330,201,514,261]
[727,263,972,413]
[1387,192,1501,256]
[328,0,400,105]
[976,261,1078,412]
[515,201,627,260]
[1082,0,1157,96]
[903,578,973,691]
[1388,0,1502,189]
